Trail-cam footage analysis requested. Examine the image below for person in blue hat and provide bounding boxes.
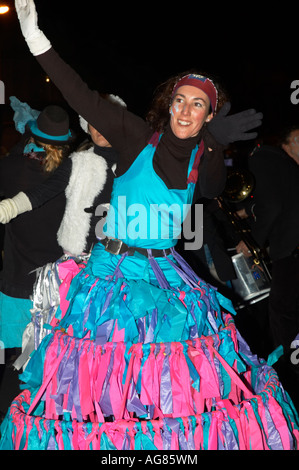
[0,102,74,354]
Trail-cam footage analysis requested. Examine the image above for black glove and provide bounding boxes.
[207,102,263,145]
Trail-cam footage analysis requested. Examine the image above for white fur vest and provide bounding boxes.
[57,148,108,256]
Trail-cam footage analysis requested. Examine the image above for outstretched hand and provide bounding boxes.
[15,0,51,55]
[207,102,263,146]
[15,0,38,39]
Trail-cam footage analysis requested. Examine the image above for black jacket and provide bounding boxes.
[0,144,66,298]
[248,145,299,261]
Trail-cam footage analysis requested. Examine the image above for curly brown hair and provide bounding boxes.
[146,70,229,133]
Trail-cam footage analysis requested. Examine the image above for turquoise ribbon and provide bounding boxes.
[134,423,157,450]
[100,430,117,450]
[0,413,14,450]
[267,345,284,367]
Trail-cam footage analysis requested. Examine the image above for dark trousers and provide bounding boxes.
[269,254,299,358]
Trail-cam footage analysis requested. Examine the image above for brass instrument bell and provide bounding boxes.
[222,169,255,203]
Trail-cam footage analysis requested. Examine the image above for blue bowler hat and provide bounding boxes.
[27,105,74,145]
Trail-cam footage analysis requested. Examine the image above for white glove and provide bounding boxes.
[0,192,32,223]
[15,0,51,56]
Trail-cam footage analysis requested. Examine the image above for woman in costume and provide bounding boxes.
[0,0,298,450]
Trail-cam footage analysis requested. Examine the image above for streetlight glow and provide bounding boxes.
[0,5,9,14]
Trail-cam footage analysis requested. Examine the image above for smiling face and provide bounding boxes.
[170,85,214,139]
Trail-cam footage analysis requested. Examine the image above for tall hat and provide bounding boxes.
[27,105,74,145]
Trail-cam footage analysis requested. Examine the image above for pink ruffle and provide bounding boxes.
[4,385,299,450]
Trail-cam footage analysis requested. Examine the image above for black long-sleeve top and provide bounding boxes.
[248,145,299,260]
[26,48,226,209]
[0,147,66,297]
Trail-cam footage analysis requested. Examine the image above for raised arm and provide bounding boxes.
[14,0,151,155]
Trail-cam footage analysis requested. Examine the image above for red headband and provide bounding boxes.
[172,74,218,113]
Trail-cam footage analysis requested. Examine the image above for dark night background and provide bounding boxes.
[0,1,299,416]
[0,1,298,157]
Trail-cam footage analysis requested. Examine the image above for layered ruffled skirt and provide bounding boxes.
[1,244,298,450]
